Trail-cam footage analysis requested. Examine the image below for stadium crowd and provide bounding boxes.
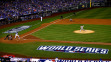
[0,0,105,26]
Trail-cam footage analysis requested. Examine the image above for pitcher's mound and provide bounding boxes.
[74,30,95,34]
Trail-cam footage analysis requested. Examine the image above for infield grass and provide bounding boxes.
[0,42,111,59]
[32,24,111,43]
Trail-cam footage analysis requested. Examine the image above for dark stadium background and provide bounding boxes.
[1,0,111,7]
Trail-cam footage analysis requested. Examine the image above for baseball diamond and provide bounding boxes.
[0,5,111,60]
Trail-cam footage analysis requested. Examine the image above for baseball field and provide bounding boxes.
[0,7,111,60]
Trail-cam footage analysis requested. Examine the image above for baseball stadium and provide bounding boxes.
[0,0,111,62]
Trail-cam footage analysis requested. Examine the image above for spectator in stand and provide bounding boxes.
[0,0,105,25]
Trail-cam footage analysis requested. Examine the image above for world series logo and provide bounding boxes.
[37,46,109,54]
[3,26,30,33]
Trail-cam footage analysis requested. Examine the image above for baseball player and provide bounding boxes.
[70,18,72,21]
[73,12,76,16]
[41,16,42,22]
[80,25,85,32]
[60,16,63,19]
[15,32,20,39]
[9,34,13,40]
[55,57,58,62]
[4,34,10,40]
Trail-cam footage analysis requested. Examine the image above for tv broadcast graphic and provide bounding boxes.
[0,0,111,62]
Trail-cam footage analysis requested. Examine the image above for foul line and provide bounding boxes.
[32,22,41,26]
[22,14,74,38]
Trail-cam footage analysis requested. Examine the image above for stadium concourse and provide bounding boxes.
[0,18,111,45]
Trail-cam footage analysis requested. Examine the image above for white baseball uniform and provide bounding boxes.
[41,17,42,22]
[15,32,20,39]
[80,25,85,32]
[55,58,58,62]
[70,19,72,21]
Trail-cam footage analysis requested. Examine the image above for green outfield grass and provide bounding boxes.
[68,7,111,19]
[0,42,111,59]
[32,24,111,43]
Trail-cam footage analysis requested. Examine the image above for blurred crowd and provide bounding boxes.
[0,0,105,26]
[0,0,105,19]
